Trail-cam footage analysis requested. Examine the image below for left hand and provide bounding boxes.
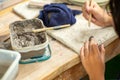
[80,37,105,80]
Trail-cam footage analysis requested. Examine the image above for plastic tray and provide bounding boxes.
[0,49,21,80]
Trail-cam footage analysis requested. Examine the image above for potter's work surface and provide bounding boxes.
[0,0,23,11]
[47,14,118,54]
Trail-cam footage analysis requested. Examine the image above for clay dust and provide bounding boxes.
[10,19,46,48]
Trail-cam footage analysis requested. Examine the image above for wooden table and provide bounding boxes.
[0,1,120,80]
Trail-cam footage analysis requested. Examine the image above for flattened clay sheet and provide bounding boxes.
[30,0,63,3]
[47,14,118,54]
[13,0,64,19]
[13,2,40,19]
[68,0,108,4]
[68,0,109,6]
[0,0,23,11]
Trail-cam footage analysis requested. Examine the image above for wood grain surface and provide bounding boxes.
[0,0,120,80]
[0,12,21,42]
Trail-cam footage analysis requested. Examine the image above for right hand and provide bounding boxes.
[82,1,113,27]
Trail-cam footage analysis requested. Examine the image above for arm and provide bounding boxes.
[80,37,105,80]
[82,1,113,27]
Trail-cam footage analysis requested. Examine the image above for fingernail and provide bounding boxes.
[102,44,104,48]
[89,36,94,41]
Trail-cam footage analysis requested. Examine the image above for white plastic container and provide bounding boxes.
[0,49,21,80]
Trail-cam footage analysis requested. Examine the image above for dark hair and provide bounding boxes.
[109,0,120,38]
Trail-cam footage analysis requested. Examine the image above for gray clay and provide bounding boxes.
[10,19,46,48]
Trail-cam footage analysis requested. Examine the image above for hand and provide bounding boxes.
[82,1,113,27]
[80,37,105,80]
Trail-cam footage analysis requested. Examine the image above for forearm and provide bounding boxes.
[89,74,104,80]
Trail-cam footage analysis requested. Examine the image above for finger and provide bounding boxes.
[82,4,89,19]
[89,37,94,54]
[83,1,98,23]
[91,42,100,55]
[93,1,100,8]
[83,13,96,22]
[89,36,94,41]
[82,5,96,22]
[92,20,104,26]
[89,4,101,18]
[84,41,89,57]
[80,47,85,60]
[84,12,102,26]
[83,13,89,21]
[86,1,96,12]
[91,16,96,23]
[100,44,105,55]
[99,44,105,63]
[88,1,97,12]
[89,37,99,55]
[85,1,90,12]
